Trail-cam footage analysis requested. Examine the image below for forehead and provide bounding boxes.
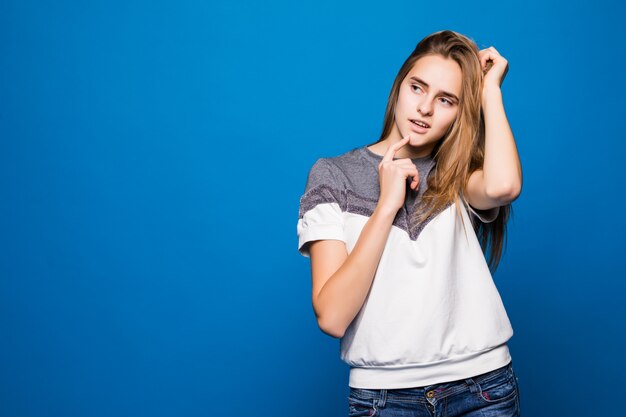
[406,54,463,96]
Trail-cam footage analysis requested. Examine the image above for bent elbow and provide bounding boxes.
[486,182,522,205]
[503,183,522,203]
[317,316,345,339]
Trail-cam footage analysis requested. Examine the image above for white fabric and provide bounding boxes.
[297,151,513,389]
[297,203,345,258]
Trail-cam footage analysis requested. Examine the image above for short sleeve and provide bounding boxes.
[461,193,500,223]
[297,158,347,258]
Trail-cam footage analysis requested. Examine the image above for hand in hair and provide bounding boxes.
[479,46,509,91]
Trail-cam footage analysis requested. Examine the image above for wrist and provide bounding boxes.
[482,85,502,107]
[373,204,399,221]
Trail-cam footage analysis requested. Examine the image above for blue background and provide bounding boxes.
[1,1,624,416]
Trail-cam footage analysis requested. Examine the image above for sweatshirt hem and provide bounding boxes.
[348,343,512,389]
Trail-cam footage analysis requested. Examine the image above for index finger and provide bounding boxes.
[382,135,411,163]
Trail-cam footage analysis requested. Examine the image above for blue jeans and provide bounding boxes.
[347,361,520,417]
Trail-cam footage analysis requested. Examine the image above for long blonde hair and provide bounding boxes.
[368,30,511,272]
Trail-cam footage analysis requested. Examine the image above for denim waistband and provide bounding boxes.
[349,360,514,403]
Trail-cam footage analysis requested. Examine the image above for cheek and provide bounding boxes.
[431,118,454,137]
[395,95,411,114]
[438,109,458,129]
[397,87,418,108]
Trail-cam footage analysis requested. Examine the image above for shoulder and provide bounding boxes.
[304,147,363,190]
[299,148,365,218]
[304,157,343,192]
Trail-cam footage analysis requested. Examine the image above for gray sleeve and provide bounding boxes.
[297,158,347,257]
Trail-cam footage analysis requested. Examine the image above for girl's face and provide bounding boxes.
[392,54,463,155]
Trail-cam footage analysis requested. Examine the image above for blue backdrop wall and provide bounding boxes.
[1,1,625,416]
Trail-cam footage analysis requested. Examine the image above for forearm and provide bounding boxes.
[316,205,397,338]
[482,86,522,199]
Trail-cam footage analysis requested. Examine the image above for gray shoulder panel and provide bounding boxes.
[298,146,455,241]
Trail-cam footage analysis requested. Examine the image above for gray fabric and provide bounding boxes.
[299,145,457,241]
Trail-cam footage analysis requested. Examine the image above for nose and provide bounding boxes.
[417,98,433,116]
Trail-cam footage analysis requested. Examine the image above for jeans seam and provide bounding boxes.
[473,363,513,386]
[476,372,517,404]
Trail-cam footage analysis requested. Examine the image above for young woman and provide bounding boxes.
[297,30,523,416]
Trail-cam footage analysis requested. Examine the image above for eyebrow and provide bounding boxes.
[408,76,460,102]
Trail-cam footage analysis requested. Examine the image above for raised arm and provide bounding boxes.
[465,47,522,210]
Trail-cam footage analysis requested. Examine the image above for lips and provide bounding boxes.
[410,119,430,128]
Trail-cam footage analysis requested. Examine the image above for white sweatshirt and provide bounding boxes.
[296,145,514,389]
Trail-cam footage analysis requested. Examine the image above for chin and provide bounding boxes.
[408,134,427,146]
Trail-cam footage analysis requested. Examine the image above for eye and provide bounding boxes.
[439,97,454,106]
[410,84,423,93]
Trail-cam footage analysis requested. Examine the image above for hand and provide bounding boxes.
[376,135,419,213]
[478,46,508,95]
